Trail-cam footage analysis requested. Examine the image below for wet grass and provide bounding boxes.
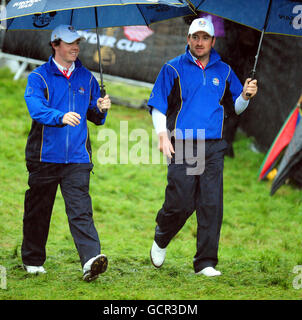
[1,68,302,301]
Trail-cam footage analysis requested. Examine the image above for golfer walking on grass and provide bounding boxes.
[22,25,111,282]
[149,18,258,276]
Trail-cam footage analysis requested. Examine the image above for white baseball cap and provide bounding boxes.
[188,18,215,37]
[51,24,84,43]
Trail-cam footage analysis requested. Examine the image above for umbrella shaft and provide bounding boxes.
[96,27,104,84]
[251,0,272,77]
[252,29,265,77]
[94,7,105,97]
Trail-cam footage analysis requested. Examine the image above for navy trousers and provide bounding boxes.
[21,162,101,267]
[154,139,227,273]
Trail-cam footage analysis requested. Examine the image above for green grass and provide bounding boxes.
[1,67,302,300]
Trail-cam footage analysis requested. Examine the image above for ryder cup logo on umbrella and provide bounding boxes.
[32,12,57,28]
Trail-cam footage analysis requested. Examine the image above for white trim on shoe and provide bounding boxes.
[150,241,166,268]
[23,265,46,274]
[195,266,221,277]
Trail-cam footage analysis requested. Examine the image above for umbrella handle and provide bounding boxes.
[101,86,106,98]
[246,70,256,98]
[100,86,108,113]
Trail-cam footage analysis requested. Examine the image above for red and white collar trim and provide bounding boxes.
[189,50,205,70]
[52,58,75,79]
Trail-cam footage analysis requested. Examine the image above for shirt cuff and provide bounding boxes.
[152,108,167,134]
[235,94,249,115]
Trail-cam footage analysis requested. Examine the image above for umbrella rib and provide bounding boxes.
[185,0,205,11]
[70,9,74,26]
[136,5,149,26]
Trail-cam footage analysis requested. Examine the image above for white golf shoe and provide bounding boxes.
[83,254,108,282]
[150,241,166,268]
[196,266,221,277]
[24,265,46,274]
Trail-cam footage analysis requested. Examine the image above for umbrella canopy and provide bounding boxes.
[188,0,302,36]
[271,110,302,195]
[1,0,194,96]
[187,0,302,77]
[3,0,193,29]
[258,105,300,180]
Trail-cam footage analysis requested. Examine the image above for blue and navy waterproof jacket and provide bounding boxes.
[148,46,243,140]
[24,56,107,164]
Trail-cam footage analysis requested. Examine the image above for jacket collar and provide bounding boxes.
[47,55,82,75]
[185,45,221,69]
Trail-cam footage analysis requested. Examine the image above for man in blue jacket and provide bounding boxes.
[149,18,257,276]
[22,25,111,282]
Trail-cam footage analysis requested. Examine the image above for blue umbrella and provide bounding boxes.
[1,0,194,96]
[187,0,302,86]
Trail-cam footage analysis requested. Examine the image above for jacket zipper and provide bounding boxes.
[195,59,206,85]
[73,90,76,112]
[202,69,206,86]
